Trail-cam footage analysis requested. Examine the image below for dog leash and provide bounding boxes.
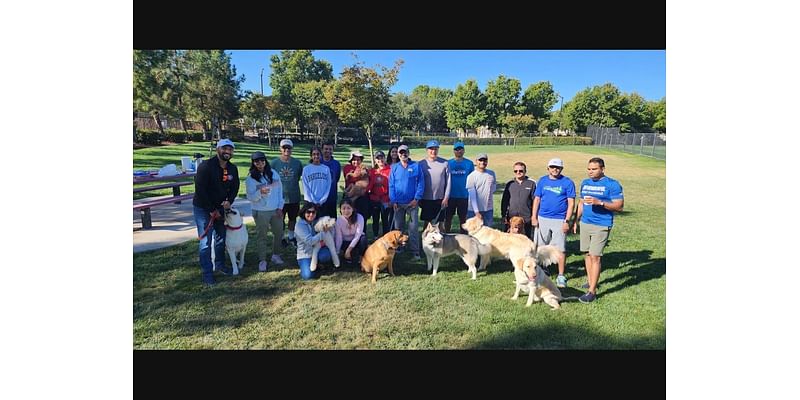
[198,209,221,240]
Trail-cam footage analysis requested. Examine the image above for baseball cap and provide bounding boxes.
[251,151,266,160]
[453,141,465,150]
[349,150,364,161]
[374,150,385,158]
[476,153,488,160]
[547,158,564,168]
[426,139,440,149]
[216,138,235,149]
[398,144,409,152]
[279,139,293,148]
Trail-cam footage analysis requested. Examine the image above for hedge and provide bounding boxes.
[135,129,207,145]
[398,135,592,147]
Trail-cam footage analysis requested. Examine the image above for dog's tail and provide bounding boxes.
[535,245,560,267]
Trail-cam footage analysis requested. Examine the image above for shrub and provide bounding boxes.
[136,129,161,145]
[163,129,188,143]
[398,135,592,147]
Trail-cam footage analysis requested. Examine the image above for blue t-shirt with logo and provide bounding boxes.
[448,158,474,199]
[579,176,624,227]
[534,175,576,220]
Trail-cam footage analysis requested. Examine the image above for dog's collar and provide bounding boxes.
[379,239,392,249]
[226,224,243,230]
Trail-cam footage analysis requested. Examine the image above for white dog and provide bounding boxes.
[224,207,248,275]
[511,246,577,309]
[310,216,340,271]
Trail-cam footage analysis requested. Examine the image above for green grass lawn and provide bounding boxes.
[133,143,665,349]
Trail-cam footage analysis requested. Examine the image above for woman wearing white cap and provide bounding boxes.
[343,150,370,220]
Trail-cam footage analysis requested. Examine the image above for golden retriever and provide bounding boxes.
[360,230,409,283]
[462,213,537,270]
[507,216,526,234]
[512,250,566,309]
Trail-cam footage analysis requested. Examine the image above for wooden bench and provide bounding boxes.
[133,181,193,198]
[134,194,194,229]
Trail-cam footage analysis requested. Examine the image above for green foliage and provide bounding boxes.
[326,57,404,159]
[136,129,162,145]
[484,75,522,133]
[444,79,487,133]
[293,80,337,141]
[650,97,666,133]
[521,81,558,121]
[503,114,536,137]
[398,135,591,146]
[269,50,334,131]
[410,85,452,132]
[181,50,243,133]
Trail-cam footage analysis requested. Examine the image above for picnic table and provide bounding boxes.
[133,172,196,229]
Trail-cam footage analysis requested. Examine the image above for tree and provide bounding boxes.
[293,80,338,145]
[269,50,334,134]
[390,92,422,134]
[650,97,666,133]
[410,85,452,133]
[326,57,403,164]
[562,83,629,132]
[623,92,652,132]
[521,81,558,123]
[444,79,487,135]
[182,50,244,140]
[134,50,185,135]
[503,114,536,146]
[484,75,521,135]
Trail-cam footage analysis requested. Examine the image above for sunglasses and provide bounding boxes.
[477,158,488,162]
[549,166,563,169]
[305,209,317,214]
[514,169,525,173]
[454,147,464,151]
[281,146,292,150]
[399,151,408,154]
[254,159,266,163]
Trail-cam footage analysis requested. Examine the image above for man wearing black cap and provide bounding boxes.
[192,138,240,286]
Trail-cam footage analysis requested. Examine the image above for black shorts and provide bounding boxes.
[445,198,468,220]
[419,199,444,222]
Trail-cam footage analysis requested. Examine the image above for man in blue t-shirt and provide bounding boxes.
[532,158,576,289]
[445,141,474,233]
[573,157,624,304]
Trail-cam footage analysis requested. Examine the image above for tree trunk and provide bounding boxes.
[179,118,187,132]
[152,113,164,136]
[366,124,375,169]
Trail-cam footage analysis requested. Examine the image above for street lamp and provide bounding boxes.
[557,94,564,135]
[260,68,264,96]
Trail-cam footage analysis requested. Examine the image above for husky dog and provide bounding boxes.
[311,216,340,271]
[421,222,493,280]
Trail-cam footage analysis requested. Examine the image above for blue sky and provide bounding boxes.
[229,50,665,109]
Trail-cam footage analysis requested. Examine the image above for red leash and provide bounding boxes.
[198,210,221,240]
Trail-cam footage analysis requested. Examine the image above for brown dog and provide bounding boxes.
[507,216,525,234]
[361,230,409,283]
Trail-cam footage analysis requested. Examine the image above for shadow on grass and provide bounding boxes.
[471,320,665,349]
[562,246,665,298]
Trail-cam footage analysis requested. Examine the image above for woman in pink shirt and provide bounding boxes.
[334,197,367,266]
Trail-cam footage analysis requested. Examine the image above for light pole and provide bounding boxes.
[260,68,264,96]
[557,94,564,135]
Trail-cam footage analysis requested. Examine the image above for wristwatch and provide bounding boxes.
[564,219,570,224]
[600,201,605,207]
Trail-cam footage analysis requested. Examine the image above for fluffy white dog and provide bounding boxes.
[310,216,340,271]
[224,207,248,275]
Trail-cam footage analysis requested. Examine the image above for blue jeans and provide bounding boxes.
[193,206,227,283]
[393,203,419,255]
[467,209,494,228]
[297,247,332,280]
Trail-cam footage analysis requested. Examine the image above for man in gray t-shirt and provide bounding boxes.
[417,140,451,232]
[466,153,497,227]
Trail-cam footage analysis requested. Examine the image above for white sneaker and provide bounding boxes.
[271,254,285,265]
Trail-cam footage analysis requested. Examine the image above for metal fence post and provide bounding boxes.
[651,133,657,156]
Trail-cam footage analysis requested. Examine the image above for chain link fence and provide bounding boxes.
[585,125,666,160]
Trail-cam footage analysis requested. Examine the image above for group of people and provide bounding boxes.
[191,138,623,304]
